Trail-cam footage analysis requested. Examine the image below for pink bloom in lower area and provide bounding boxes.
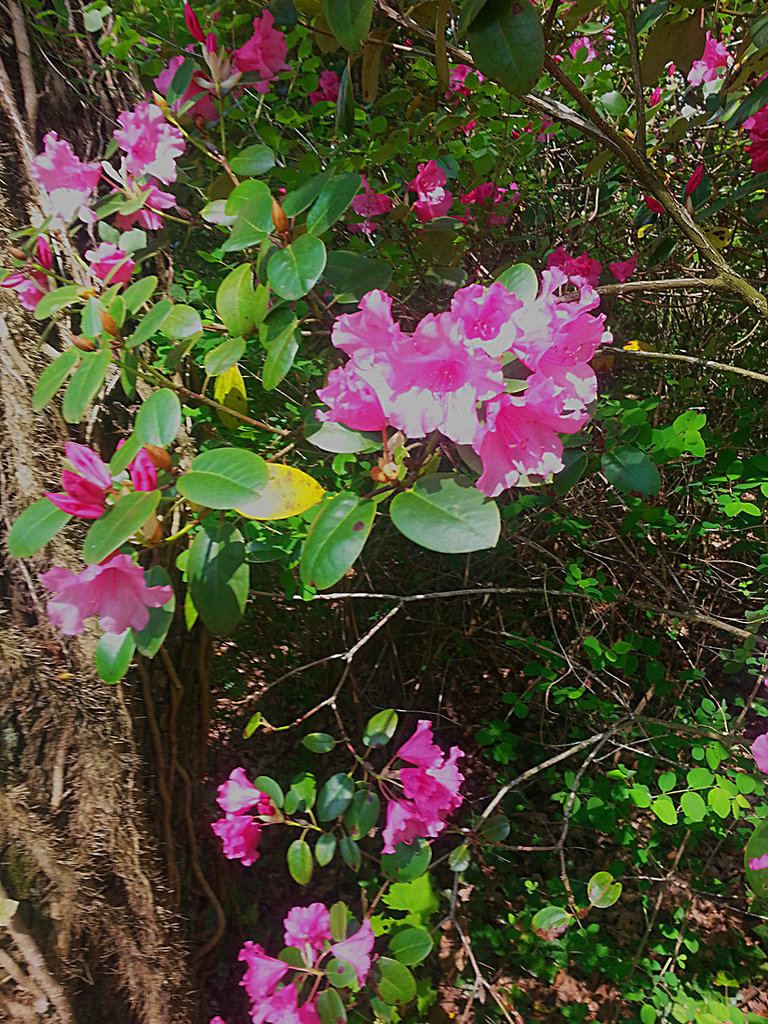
[446,63,485,98]
[85,242,135,287]
[569,36,597,62]
[609,255,637,283]
[349,176,393,234]
[459,182,518,226]
[749,853,768,871]
[687,31,730,87]
[232,11,289,93]
[546,247,602,287]
[751,733,768,774]
[473,393,566,496]
[46,441,112,518]
[31,132,101,222]
[239,941,289,1002]
[746,107,768,175]
[154,54,219,122]
[1,237,53,311]
[645,194,664,215]
[317,364,388,431]
[309,69,340,105]
[283,903,331,953]
[213,814,262,866]
[217,767,262,814]
[209,1018,227,1024]
[114,176,177,231]
[41,554,172,636]
[409,159,454,222]
[329,920,375,987]
[114,102,185,184]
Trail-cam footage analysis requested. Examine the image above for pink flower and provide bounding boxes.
[329,919,375,987]
[687,32,730,86]
[746,107,768,175]
[609,255,637,282]
[1,237,53,311]
[395,718,443,768]
[330,289,404,364]
[283,903,331,953]
[217,767,263,814]
[46,442,112,518]
[239,941,289,1002]
[473,392,565,496]
[40,554,172,636]
[184,3,205,43]
[210,1018,227,1024]
[212,814,262,866]
[459,182,518,226]
[685,165,705,196]
[749,853,768,871]
[752,733,768,774]
[231,11,289,93]
[154,55,219,122]
[114,176,178,231]
[450,282,523,358]
[569,36,597,62]
[129,448,159,492]
[85,242,135,287]
[114,102,186,184]
[650,87,662,106]
[409,160,454,222]
[446,64,485,98]
[309,70,340,105]
[349,176,393,234]
[645,194,664,215]
[30,132,101,222]
[317,365,388,431]
[546,247,602,287]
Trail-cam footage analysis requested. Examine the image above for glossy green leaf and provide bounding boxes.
[262,320,299,390]
[109,433,142,475]
[478,814,510,842]
[317,987,347,1024]
[339,836,361,871]
[375,958,416,1006]
[162,303,202,339]
[33,284,81,321]
[82,490,160,564]
[123,274,157,313]
[321,0,373,51]
[216,264,266,337]
[602,446,660,496]
[135,388,182,445]
[282,168,335,218]
[680,790,707,823]
[327,957,357,988]
[267,234,326,300]
[390,475,500,553]
[284,773,316,814]
[388,927,433,966]
[335,63,354,134]
[287,839,313,885]
[495,262,538,303]
[317,772,355,821]
[7,499,71,558]
[177,448,268,509]
[363,708,398,748]
[448,844,471,872]
[323,250,393,302]
[343,790,380,839]
[95,629,136,684]
[587,870,622,908]
[134,566,176,658]
[205,336,246,376]
[230,144,276,176]
[531,905,573,941]
[254,775,285,809]
[467,0,544,96]
[33,348,79,411]
[302,732,336,753]
[304,418,382,454]
[329,901,348,941]
[224,180,274,251]
[126,299,173,348]
[315,833,337,866]
[651,794,678,825]
[708,787,731,819]
[381,838,431,882]
[187,521,249,634]
[307,174,362,236]
[62,349,111,423]
[300,492,375,589]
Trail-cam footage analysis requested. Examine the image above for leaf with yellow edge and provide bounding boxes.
[623,339,655,352]
[236,464,325,520]
[213,364,248,429]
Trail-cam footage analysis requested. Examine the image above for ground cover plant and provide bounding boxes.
[4,0,768,1021]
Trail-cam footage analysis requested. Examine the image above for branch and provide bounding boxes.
[616,346,768,387]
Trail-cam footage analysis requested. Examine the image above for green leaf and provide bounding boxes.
[126,299,173,348]
[230,144,276,176]
[123,275,158,314]
[62,349,112,423]
[467,0,544,96]
[282,167,335,218]
[243,712,262,739]
[531,905,573,941]
[363,708,398,748]
[109,433,141,475]
[177,448,268,509]
[339,836,361,871]
[321,0,373,51]
[315,833,337,867]
[216,264,265,337]
[389,927,433,966]
[381,839,431,882]
[708,787,731,819]
[752,12,768,50]
[478,814,510,842]
[300,492,375,589]
[680,790,707,823]
[458,0,493,35]
[602,446,660,496]
[135,388,181,445]
[317,772,355,821]
[254,775,285,809]
[263,320,299,390]
[327,957,358,988]
[287,839,313,885]
[448,844,471,872]
[95,629,136,684]
[33,284,81,320]
[302,732,336,753]
[587,871,622,908]
[658,771,676,792]
[304,418,381,454]
[33,348,79,411]
[267,234,327,300]
[224,180,274,251]
[7,499,71,557]
[375,958,416,1006]
[285,773,316,814]
[724,72,768,129]
[323,250,393,302]
[335,63,355,134]
[495,262,538,302]
[745,818,768,898]
[390,475,500,553]
[651,794,678,825]
[205,336,245,376]
[307,173,362,236]
[329,901,349,940]
[317,987,347,1024]
[83,8,103,32]
[187,521,249,634]
[162,303,202,339]
[82,490,160,564]
[166,57,195,104]
[133,566,175,658]
[343,790,380,839]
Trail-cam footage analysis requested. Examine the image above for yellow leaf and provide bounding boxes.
[236,464,325,520]
[214,364,247,429]
[623,339,654,352]
[704,226,731,250]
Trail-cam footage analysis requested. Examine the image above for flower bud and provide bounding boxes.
[272,198,289,235]
[98,309,120,338]
[142,444,173,473]
[8,246,27,261]
[151,92,172,119]
[72,335,97,352]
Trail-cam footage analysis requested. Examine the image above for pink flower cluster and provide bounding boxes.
[569,36,597,62]
[547,246,637,286]
[349,176,393,234]
[211,767,277,866]
[687,31,731,87]
[1,237,53,311]
[408,160,453,222]
[30,133,101,223]
[459,182,518,227]
[317,267,611,496]
[154,53,219,122]
[382,720,464,853]
[309,70,340,105]
[46,442,155,518]
[227,905,374,1023]
[446,64,485,98]
[85,242,135,287]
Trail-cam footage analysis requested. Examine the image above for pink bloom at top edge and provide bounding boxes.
[114,102,186,184]
[409,159,454,222]
[446,63,485,98]
[217,767,262,814]
[746,107,768,175]
[749,853,768,871]
[283,903,331,953]
[609,255,637,283]
[394,719,442,768]
[212,814,262,866]
[30,132,101,222]
[85,242,135,287]
[154,55,219,122]
[329,920,375,987]
[238,941,289,1003]
[184,3,205,43]
[569,36,597,62]
[40,554,172,636]
[1,236,53,311]
[46,441,112,519]
[309,69,340,105]
[231,11,289,93]
[687,31,731,87]
[330,289,403,364]
[546,247,602,287]
[751,733,768,774]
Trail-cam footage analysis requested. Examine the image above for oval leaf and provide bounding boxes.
[216,264,263,338]
[205,336,246,376]
[381,838,431,882]
[82,490,160,564]
[162,303,202,339]
[467,0,544,96]
[95,628,136,684]
[7,499,71,558]
[127,299,173,348]
[33,348,80,411]
[317,772,355,821]
[187,521,249,634]
[376,958,417,1006]
[315,833,337,867]
[339,836,361,871]
[532,905,573,941]
[390,475,500,553]
[302,732,336,754]
[307,173,362,236]
[317,987,346,1024]
[135,388,182,446]
[321,0,373,51]
[363,708,398,748]
[133,565,176,658]
[587,870,622,908]
[343,790,380,839]
[177,448,268,509]
[495,262,538,302]
[62,349,112,424]
[300,492,375,589]
[287,839,313,885]
[268,234,327,300]
[236,464,325,521]
[602,446,660,496]
[388,927,433,966]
